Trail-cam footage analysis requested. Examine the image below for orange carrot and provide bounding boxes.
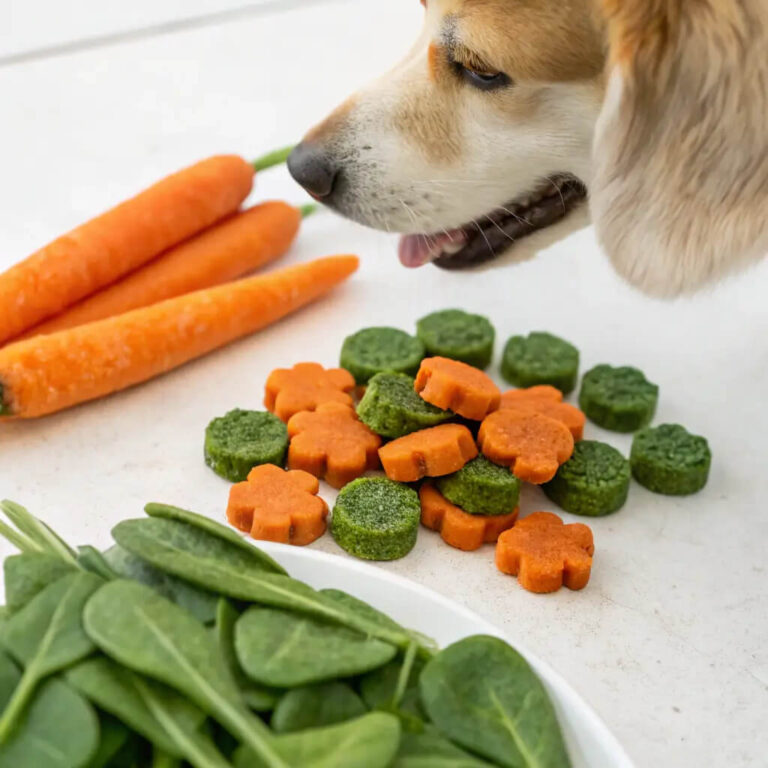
[21,202,303,339]
[0,155,256,344]
[0,255,359,419]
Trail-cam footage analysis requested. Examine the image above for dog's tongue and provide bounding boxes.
[398,231,465,268]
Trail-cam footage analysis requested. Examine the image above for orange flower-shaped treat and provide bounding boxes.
[499,385,586,440]
[287,402,381,488]
[379,424,478,482]
[414,357,500,421]
[478,409,574,484]
[264,362,355,422]
[419,483,518,551]
[227,463,328,545]
[496,511,594,593]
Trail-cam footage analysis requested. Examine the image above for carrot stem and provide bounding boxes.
[252,146,294,172]
[0,386,7,415]
[300,203,319,218]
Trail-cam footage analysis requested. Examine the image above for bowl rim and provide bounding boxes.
[259,540,635,768]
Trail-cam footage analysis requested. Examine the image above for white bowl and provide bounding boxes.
[260,542,634,768]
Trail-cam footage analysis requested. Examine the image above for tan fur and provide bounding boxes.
[297,0,768,294]
[451,0,606,82]
[591,0,768,294]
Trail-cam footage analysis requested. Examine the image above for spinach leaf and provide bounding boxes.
[132,677,233,768]
[0,571,103,742]
[143,503,286,575]
[0,500,78,566]
[66,656,203,756]
[77,547,119,581]
[235,606,396,687]
[420,636,571,768]
[103,545,218,625]
[320,589,437,658]
[0,651,20,710]
[271,682,366,734]
[0,677,99,768]
[150,751,181,768]
[360,655,426,721]
[112,520,410,649]
[393,730,495,767]
[3,553,77,613]
[85,713,130,768]
[103,735,147,768]
[83,580,287,768]
[215,599,279,713]
[233,712,401,768]
[319,589,405,634]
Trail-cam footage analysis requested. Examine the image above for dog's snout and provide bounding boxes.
[287,143,339,199]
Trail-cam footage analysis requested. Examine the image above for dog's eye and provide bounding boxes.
[458,65,510,92]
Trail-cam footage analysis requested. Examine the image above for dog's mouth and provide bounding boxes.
[397,175,587,270]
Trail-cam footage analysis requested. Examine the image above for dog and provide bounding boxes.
[287,0,768,297]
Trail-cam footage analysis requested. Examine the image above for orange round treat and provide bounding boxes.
[419,483,518,551]
[478,409,574,484]
[499,386,586,440]
[414,357,500,420]
[226,463,328,545]
[287,402,381,489]
[264,362,355,422]
[378,424,478,482]
[495,511,594,593]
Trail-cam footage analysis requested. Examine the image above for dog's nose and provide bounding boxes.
[287,143,338,199]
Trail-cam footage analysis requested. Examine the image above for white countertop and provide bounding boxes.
[1,2,766,765]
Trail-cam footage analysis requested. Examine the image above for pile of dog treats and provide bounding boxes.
[205,309,712,594]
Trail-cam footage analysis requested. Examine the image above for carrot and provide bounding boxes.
[0,155,261,345]
[20,202,305,339]
[0,255,359,419]
[378,424,478,483]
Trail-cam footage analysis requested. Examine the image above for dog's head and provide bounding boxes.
[289,0,768,294]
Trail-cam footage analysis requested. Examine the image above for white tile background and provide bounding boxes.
[1,2,766,766]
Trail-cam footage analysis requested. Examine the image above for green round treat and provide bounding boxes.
[204,409,288,482]
[501,332,579,394]
[542,440,630,517]
[357,372,452,439]
[331,477,420,561]
[579,364,659,432]
[340,327,425,385]
[630,424,711,495]
[416,309,495,369]
[435,456,520,516]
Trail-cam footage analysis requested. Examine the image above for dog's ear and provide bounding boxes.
[590,0,768,296]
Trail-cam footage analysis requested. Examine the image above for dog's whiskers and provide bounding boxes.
[471,219,496,258]
[483,214,516,244]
